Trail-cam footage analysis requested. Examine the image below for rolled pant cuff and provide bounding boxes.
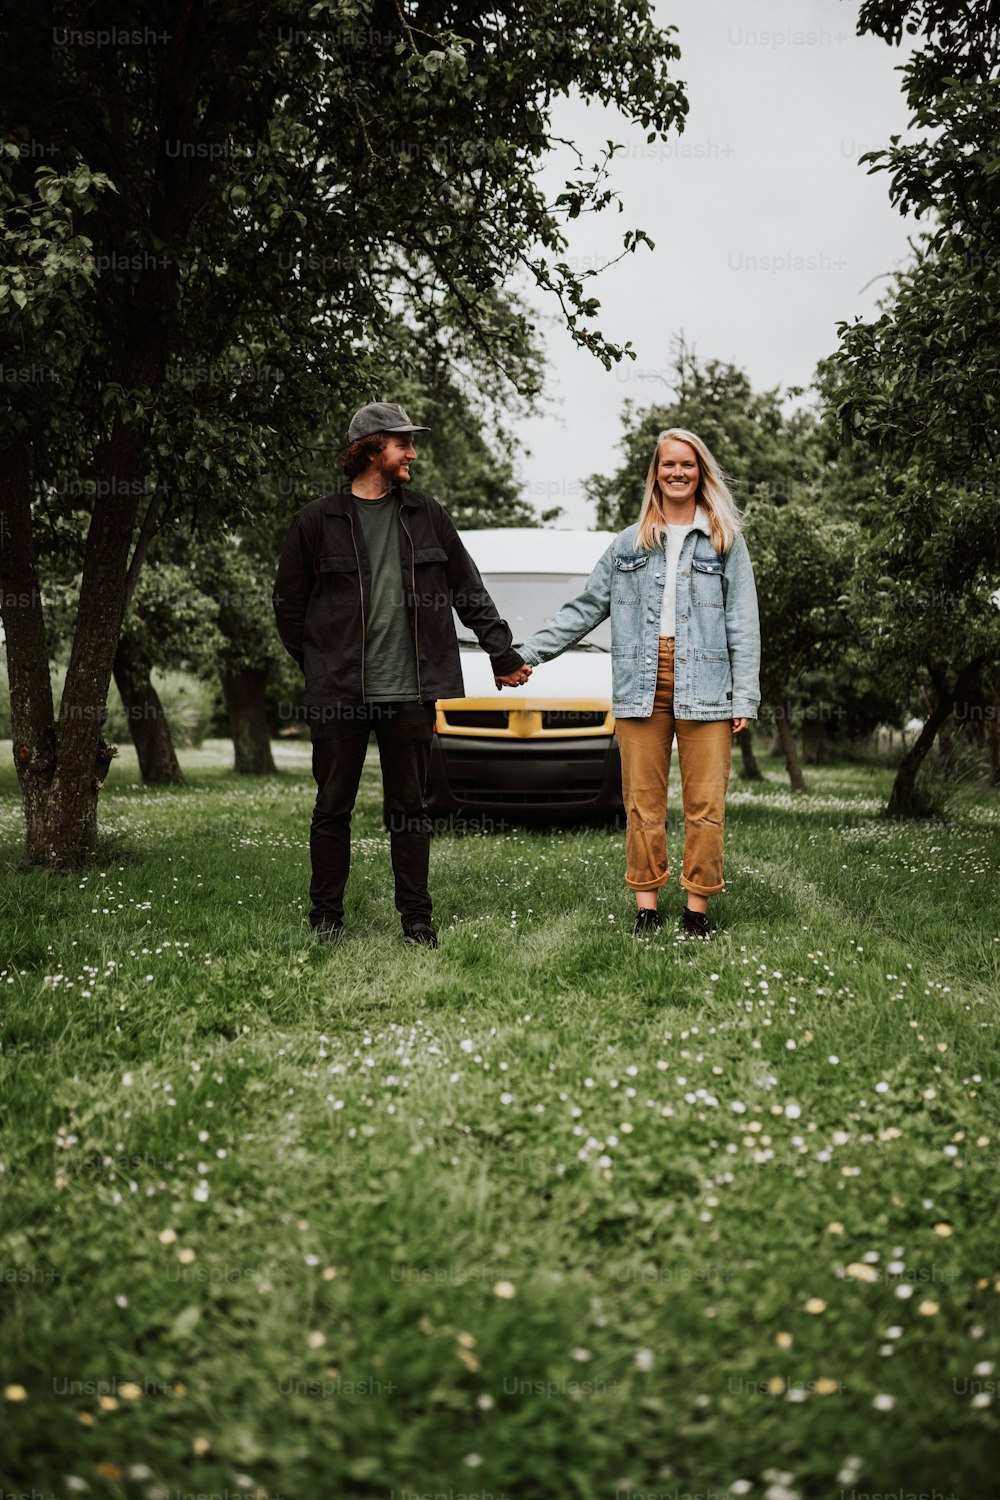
[679,877,725,897]
[626,873,671,892]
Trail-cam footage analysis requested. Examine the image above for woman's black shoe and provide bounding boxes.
[679,907,711,939]
[633,909,663,935]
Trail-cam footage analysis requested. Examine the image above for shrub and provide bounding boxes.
[0,665,215,749]
[106,671,217,748]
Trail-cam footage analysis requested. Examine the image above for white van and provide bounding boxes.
[425,528,623,818]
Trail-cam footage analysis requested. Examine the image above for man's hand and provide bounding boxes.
[732,717,750,735]
[495,664,533,690]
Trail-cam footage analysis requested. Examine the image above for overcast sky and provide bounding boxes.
[513,0,917,527]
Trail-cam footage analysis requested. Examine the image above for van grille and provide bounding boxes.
[540,710,607,730]
[443,710,508,729]
[445,747,610,805]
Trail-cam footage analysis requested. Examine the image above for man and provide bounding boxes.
[273,401,531,947]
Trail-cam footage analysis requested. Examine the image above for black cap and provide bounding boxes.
[347,402,429,441]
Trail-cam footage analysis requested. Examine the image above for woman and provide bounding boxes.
[503,429,760,938]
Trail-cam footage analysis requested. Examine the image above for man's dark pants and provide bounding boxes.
[309,701,436,929]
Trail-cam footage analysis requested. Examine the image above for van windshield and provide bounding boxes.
[456,572,612,651]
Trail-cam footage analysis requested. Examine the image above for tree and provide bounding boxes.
[1,0,689,868]
[191,534,283,777]
[823,0,1000,814]
[1,159,118,862]
[114,559,222,785]
[742,499,854,792]
[821,444,999,815]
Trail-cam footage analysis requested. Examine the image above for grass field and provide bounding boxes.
[1,740,998,1500]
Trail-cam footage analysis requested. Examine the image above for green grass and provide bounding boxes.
[1,740,998,1500]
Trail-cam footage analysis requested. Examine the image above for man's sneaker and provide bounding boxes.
[679,907,711,940]
[403,922,438,948]
[313,920,344,945]
[633,908,663,936]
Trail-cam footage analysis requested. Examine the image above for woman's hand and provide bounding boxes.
[496,665,533,689]
[732,717,750,734]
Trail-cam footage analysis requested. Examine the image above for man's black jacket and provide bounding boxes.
[272,484,523,706]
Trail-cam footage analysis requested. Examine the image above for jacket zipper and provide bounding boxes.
[399,508,422,701]
[347,509,366,701]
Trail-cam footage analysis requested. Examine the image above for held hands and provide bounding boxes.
[495,664,533,690]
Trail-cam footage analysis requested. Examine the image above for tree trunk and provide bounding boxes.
[802,714,828,766]
[43,419,150,863]
[735,725,763,780]
[221,668,276,774]
[1,456,121,865]
[886,659,986,816]
[990,671,1000,787]
[2,419,152,865]
[1,440,60,860]
[886,702,952,817]
[113,635,185,785]
[773,700,806,792]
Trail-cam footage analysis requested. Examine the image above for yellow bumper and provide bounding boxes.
[435,697,616,740]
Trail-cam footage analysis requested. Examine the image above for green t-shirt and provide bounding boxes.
[352,494,420,701]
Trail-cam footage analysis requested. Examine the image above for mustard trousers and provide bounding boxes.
[614,637,733,896]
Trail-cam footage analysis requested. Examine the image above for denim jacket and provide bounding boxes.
[518,515,761,720]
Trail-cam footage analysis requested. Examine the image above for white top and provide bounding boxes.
[659,507,705,636]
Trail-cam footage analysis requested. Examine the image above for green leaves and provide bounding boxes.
[168,1303,203,1342]
[823,4,1000,753]
[857,2,1000,241]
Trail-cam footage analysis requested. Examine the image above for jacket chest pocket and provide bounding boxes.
[409,547,449,611]
[315,556,361,632]
[319,554,359,581]
[691,555,724,608]
[612,552,647,603]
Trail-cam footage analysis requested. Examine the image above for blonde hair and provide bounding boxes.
[635,428,742,554]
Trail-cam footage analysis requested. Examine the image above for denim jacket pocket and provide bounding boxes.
[612,552,647,604]
[610,641,640,703]
[693,646,733,705]
[690,556,724,608]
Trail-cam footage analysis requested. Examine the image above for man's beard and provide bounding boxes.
[379,455,411,485]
